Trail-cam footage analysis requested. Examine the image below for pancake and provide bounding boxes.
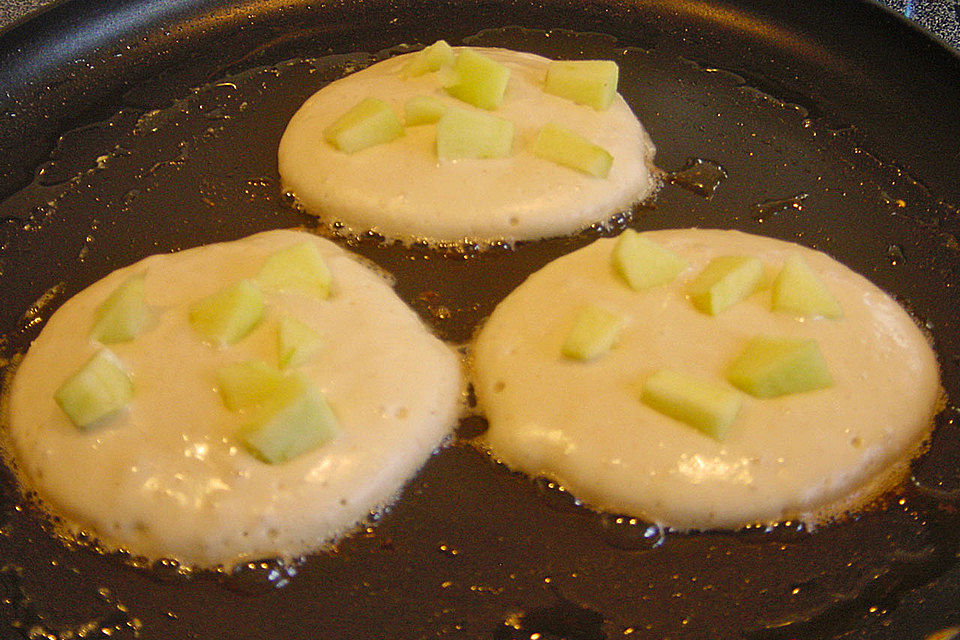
[4,230,463,567]
[473,228,941,529]
[278,46,657,243]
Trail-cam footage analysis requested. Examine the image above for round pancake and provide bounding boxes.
[473,228,941,529]
[5,230,463,567]
[278,47,657,243]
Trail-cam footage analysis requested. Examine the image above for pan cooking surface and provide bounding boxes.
[0,5,959,639]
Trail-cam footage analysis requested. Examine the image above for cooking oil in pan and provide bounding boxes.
[0,25,957,640]
[667,157,728,198]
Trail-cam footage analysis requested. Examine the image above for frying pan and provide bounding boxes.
[0,0,958,638]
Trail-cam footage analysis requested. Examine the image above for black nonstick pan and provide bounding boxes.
[0,1,959,638]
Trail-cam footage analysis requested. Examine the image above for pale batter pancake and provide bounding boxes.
[5,230,463,567]
[473,229,940,529]
[278,47,657,243]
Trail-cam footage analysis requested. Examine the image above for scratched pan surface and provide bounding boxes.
[0,0,959,638]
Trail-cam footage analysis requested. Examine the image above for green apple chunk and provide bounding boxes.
[55,349,133,430]
[687,255,763,315]
[216,360,285,411]
[726,336,833,398]
[544,60,619,110]
[90,273,148,344]
[444,49,511,110]
[612,230,688,291]
[772,254,842,319]
[278,315,322,369]
[561,305,625,361]
[404,95,448,126]
[640,369,741,440]
[532,123,613,178]
[189,279,265,345]
[239,373,339,464]
[323,97,403,153]
[436,107,514,160]
[256,242,332,299]
[400,40,455,77]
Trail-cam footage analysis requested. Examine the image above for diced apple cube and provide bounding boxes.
[612,230,688,291]
[323,97,403,153]
[216,360,285,411]
[400,40,455,77]
[640,369,741,440]
[55,349,133,429]
[444,48,511,110]
[404,95,448,126]
[437,63,458,88]
[532,123,613,178]
[436,107,514,159]
[278,315,322,369]
[544,60,619,110]
[726,336,833,398]
[561,305,625,361]
[90,273,148,344]
[256,242,332,299]
[189,279,265,345]
[239,373,339,464]
[772,254,843,319]
[687,255,763,315]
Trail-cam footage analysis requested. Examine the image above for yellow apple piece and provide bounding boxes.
[611,230,688,291]
[256,242,332,300]
[544,60,619,110]
[687,255,763,315]
[188,280,265,345]
[641,369,741,440]
[277,315,322,369]
[444,48,511,110]
[561,305,625,361]
[323,97,403,153]
[726,336,833,398]
[216,360,285,411]
[90,273,149,344]
[400,40,455,78]
[55,349,133,430]
[435,107,514,159]
[239,373,339,464]
[404,95,448,125]
[532,123,613,178]
[772,254,843,319]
